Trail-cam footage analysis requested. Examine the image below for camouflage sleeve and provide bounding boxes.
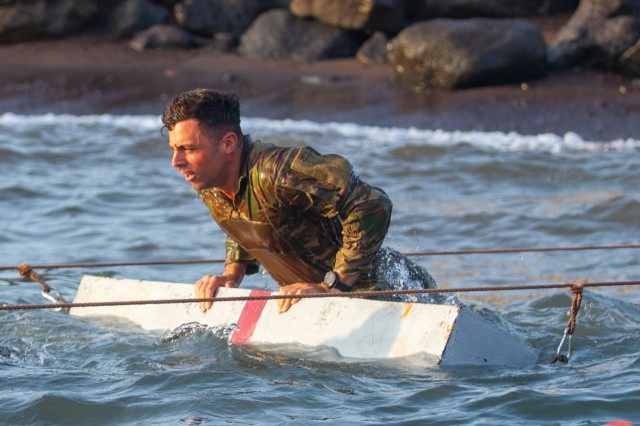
[280,147,392,278]
[334,174,392,278]
[224,236,260,275]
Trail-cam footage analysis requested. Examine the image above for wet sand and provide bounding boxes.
[1,34,639,140]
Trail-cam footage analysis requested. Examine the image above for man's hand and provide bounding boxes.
[277,282,336,314]
[194,262,247,313]
[194,274,237,312]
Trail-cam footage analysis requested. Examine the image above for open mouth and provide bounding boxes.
[180,170,196,182]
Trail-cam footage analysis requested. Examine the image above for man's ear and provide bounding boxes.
[220,131,238,154]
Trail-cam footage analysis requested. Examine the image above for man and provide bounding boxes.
[162,88,436,313]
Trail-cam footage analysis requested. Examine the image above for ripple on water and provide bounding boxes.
[1,115,639,424]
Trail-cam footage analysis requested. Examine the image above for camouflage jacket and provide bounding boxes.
[198,135,392,288]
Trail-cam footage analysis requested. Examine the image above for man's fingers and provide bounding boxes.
[202,287,214,311]
[278,290,291,313]
[278,289,302,314]
[194,275,219,313]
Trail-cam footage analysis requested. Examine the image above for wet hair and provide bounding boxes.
[161,88,242,138]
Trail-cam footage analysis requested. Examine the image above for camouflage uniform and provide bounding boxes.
[199,136,437,296]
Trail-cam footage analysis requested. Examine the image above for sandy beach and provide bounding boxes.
[1,34,639,141]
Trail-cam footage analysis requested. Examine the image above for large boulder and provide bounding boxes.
[128,24,195,51]
[0,0,97,43]
[388,18,547,90]
[356,31,390,65]
[548,0,640,69]
[238,9,366,61]
[173,0,259,37]
[109,0,170,39]
[290,0,403,32]
[403,0,578,20]
[259,0,292,12]
[621,39,640,76]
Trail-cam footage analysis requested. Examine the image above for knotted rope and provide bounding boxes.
[550,284,584,364]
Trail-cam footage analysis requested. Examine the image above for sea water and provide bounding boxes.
[0,113,639,425]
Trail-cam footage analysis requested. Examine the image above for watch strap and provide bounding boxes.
[324,271,352,292]
[332,279,352,292]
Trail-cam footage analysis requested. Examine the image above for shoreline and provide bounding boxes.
[1,35,639,141]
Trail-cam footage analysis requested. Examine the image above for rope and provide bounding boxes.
[1,243,638,271]
[567,285,583,337]
[1,280,637,311]
[17,263,51,293]
[550,284,584,364]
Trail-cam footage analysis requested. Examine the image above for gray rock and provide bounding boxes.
[128,24,194,51]
[592,15,640,67]
[388,18,547,90]
[154,0,181,6]
[621,39,640,76]
[191,32,238,52]
[109,0,169,39]
[548,0,640,68]
[290,0,403,32]
[356,31,390,65]
[238,9,366,61]
[258,0,291,12]
[174,0,259,37]
[0,0,97,43]
[403,0,577,19]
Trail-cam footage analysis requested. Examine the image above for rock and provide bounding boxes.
[548,0,640,69]
[0,0,97,43]
[258,0,292,12]
[403,0,578,20]
[290,0,403,32]
[109,0,169,39]
[191,32,238,52]
[89,0,121,29]
[238,9,366,61]
[592,15,640,67]
[128,24,194,51]
[154,0,182,6]
[388,18,547,90]
[621,39,640,76]
[356,31,390,65]
[173,0,259,37]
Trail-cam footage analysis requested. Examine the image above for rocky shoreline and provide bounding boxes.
[1,34,638,141]
[2,1,639,140]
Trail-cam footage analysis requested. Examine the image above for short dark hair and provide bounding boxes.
[161,89,242,137]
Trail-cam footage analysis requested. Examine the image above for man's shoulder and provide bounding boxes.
[248,138,300,168]
[247,138,352,184]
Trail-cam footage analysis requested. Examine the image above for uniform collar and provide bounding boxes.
[237,134,255,194]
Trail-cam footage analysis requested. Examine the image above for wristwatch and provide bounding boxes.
[323,271,352,292]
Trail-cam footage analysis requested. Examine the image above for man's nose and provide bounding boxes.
[172,150,184,168]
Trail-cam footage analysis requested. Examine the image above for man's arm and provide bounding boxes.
[333,176,392,283]
[275,149,392,312]
[194,261,247,313]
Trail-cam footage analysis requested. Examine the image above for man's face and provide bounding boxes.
[168,119,226,191]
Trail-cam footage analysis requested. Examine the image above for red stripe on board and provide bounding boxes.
[230,290,271,345]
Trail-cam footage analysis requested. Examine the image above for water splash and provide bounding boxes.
[158,321,240,344]
[0,343,55,366]
[370,247,458,305]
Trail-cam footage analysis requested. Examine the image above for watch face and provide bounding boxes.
[324,271,337,288]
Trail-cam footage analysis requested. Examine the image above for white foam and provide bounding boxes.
[1,113,638,154]
[0,112,161,130]
[243,117,640,154]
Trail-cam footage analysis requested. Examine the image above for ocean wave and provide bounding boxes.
[0,112,161,130]
[1,113,639,154]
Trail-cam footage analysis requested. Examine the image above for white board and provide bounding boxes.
[70,275,539,367]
